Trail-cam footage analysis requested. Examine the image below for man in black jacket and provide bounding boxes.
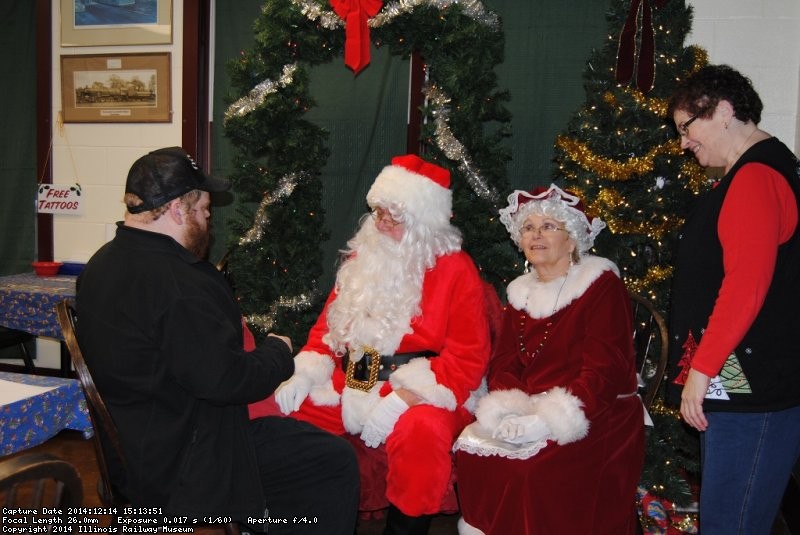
[76,147,358,533]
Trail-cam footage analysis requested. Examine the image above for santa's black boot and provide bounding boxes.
[383,504,432,535]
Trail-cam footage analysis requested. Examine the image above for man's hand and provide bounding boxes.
[275,375,311,414]
[267,333,292,352]
[360,392,409,448]
[492,414,550,444]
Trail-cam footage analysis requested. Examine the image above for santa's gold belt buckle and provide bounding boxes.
[345,346,381,392]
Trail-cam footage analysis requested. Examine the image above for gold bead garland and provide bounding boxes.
[555,136,685,182]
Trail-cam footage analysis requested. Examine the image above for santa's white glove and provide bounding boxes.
[492,414,551,444]
[360,392,409,448]
[275,375,312,415]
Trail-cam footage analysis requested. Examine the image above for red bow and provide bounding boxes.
[330,0,383,74]
[615,0,668,92]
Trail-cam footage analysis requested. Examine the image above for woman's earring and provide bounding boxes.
[524,260,531,274]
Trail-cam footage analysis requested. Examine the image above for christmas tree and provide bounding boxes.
[222,0,515,344]
[552,0,706,518]
[553,0,709,311]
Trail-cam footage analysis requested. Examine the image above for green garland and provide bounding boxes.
[223,0,515,341]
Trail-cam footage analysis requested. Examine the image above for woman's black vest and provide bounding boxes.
[667,137,800,412]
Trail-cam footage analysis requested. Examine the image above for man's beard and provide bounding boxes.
[323,221,426,356]
[184,216,210,259]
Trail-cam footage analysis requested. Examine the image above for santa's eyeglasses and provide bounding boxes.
[371,207,403,227]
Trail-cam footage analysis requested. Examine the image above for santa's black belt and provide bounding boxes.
[343,349,435,392]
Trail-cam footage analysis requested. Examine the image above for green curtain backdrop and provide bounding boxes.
[0,0,37,276]
[490,0,608,187]
[212,0,608,288]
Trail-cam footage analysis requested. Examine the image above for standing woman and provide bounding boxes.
[667,65,800,534]
[454,185,644,535]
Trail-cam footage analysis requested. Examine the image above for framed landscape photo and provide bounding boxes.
[61,53,172,123]
[60,0,173,47]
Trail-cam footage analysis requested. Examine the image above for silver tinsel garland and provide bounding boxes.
[246,293,315,333]
[224,63,298,123]
[425,84,499,205]
[290,0,499,29]
[239,172,305,246]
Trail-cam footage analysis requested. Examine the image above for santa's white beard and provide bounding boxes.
[323,221,426,357]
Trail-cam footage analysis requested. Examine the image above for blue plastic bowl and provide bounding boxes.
[59,262,86,276]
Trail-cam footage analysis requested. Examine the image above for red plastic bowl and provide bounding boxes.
[32,261,63,277]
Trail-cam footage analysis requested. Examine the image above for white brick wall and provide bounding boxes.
[687,0,800,151]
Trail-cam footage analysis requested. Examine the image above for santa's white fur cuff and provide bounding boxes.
[389,357,457,410]
[293,350,339,406]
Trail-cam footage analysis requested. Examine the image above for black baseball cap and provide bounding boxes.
[125,147,230,214]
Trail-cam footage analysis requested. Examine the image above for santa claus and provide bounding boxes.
[274,154,491,533]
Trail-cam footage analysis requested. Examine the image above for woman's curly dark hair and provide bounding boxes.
[668,64,763,124]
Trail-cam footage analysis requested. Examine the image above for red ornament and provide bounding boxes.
[329,0,384,74]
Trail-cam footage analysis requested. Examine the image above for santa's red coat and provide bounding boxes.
[281,251,492,516]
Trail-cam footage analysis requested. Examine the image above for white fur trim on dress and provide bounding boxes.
[507,255,619,319]
[367,165,452,229]
[293,350,340,406]
[532,386,589,445]
[474,388,536,432]
[388,357,457,410]
[458,517,486,535]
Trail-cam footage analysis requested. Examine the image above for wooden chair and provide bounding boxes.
[628,291,669,410]
[56,299,128,510]
[55,300,241,535]
[1,452,83,517]
[0,327,36,372]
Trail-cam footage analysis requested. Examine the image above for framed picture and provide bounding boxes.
[60,53,172,123]
[60,0,173,46]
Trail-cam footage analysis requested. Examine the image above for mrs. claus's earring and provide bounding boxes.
[524,260,531,274]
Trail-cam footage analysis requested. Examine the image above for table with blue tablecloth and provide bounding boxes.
[0,272,77,338]
[0,371,92,456]
[0,272,77,375]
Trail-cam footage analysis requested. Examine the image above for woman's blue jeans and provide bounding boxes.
[700,404,800,535]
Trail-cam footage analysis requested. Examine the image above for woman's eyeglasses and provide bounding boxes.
[520,222,566,237]
[677,112,702,137]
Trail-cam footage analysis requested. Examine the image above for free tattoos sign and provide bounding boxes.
[37,184,83,214]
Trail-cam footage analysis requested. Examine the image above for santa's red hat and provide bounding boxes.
[366,154,452,228]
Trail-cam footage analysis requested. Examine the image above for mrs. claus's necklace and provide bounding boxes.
[518,270,569,359]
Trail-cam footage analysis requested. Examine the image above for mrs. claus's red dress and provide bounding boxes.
[455,256,644,535]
